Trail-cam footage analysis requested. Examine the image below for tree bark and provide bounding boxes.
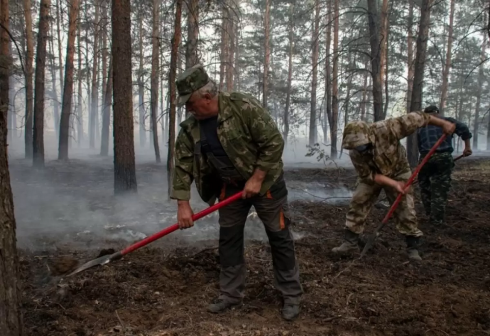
[58,0,80,160]
[309,0,320,146]
[48,30,60,137]
[23,0,34,158]
[263,0,270,109]
[151,0,161,163]
[168,0,182,198]
[185,0,199,68]
[439,0,455,116]
[56,0,64,91]
[226,7,235,92]
[90,0,100,149]
[284,0,294,143]
[366,0,383,121]
[360,60,369,122]
[380,0,388,118]
[324,0,332,145]
[77,19,83,146]
[219,4,227,91]
[0,2,22,328]
[407,0,434,166]
[112,0,137,193]
[406,0,414,113]
[138,5,146,147]
[331,0,339,158]
[473,21,487,150]
[33,0,51,169]
[100,57,112,156]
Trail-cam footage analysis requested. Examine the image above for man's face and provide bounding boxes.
[185,92,216,120]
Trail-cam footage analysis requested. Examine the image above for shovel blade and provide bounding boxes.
[359,234,377,259]
[66,252,120,277]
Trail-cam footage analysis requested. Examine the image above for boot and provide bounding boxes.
[332,229,360,253]
[207,298,241,313]
[405,235,422,261]
[282,303,300,321]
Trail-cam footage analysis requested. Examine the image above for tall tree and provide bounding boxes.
[151,0,161,162]
[58,0,80,160]
[137,3,146,147]
[100,57,112,156]
[168,0,182,198]
[219,3,228,91]
[284,0,295,143]
[33,0,51,169]
[331,0,339,158]
[0,1,22,331]
[439,0,455,116]
[112,0,137,193]
[185,0,199,68]
[474,12,488,150]
[407,0,434,166]
[309,0,320,146]
[48,26,60,136]
[23,0,34,159]
[90,0,101,149]
[324,0,332,143]
[77,18,83,146]
[367,0,384,121]
[380,0,389,115]
[263,0,271,109]
[406,0,414,113]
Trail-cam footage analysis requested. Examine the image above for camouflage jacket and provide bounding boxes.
[349,111,431,184]
[170,91,285,205]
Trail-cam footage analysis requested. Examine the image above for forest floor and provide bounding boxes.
[11,154,490,336]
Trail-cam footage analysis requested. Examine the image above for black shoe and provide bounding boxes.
[282,304,300,321]
[405,236,422,261]
[207,299,241,314]
[332,229,360,253]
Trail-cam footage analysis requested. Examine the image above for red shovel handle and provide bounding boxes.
[381,134,447,225]
[120,191,243,256]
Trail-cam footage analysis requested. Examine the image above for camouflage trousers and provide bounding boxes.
[418,152,454,225]
[345,170,423,237]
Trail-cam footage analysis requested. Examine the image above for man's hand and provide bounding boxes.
[374,174,406,194]
[463,147,472,157]
[243,169,266,199]
[391,180,406,194]
[177,200,194,229]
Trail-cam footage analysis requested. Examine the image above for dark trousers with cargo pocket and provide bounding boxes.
[217,179,303,305]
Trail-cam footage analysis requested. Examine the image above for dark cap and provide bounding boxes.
[424,105,439,113]
[175,64,210,107]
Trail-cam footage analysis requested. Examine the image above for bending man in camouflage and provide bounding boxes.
[417,105,472,226]
[333,112,456,260]
[171,64,302,321]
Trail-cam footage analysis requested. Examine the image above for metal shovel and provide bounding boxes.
[65,191,243,277]
[359,134,448,258]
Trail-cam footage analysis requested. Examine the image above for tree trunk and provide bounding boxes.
[226,8,235,92]
[33,0,51,169]
[406,0,414,113]
[100,57,112,156]
[309,0,320,146]
[380,0,388,118]
[284,0,294,143]
[367,0,383,121]
[56,0,63,91]
[168,0,182,198]
[407,0,433,167]
[219,4,227,91]
[360,60,369,122]
[324,0,332,145]
[77,20,83,146]
[263,0,270,109]
[331,0,339,158]
[48,33,60,137]
[23,0,34,158]
[151,0,161,163]
[58,0,80,160]
[101,0,108,126]
[0,1,22,328]
[474,19,487,150]
[439,0,455,116]
[85,2,91,146]
[138,6,146,147]
[185,0,199,68]
[112,0,137,193]
[90,1,100,149]
[234,23,240,91]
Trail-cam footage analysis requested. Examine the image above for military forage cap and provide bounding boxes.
[176,64,210,107]
[342,121,371,149]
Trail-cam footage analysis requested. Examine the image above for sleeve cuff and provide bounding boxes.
[170,189,191,201]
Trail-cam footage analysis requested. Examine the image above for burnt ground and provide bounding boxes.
[11,155,490,336]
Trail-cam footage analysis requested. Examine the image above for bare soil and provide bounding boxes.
[15,156,490,336]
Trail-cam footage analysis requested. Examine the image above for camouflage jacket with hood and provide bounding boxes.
[342,111,431,184]
[171,91,285,205]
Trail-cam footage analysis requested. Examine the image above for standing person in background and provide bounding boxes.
[170,64,302,321]
[417,105,472,226]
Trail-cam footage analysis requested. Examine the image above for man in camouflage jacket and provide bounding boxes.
[417,105,472,226]
[171,64,302,321]
[333,112,456,260]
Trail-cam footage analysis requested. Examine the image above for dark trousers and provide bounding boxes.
[418,152,454,225]
[217,179,303,305]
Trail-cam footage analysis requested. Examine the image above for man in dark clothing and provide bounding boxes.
[417,105,473,226]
